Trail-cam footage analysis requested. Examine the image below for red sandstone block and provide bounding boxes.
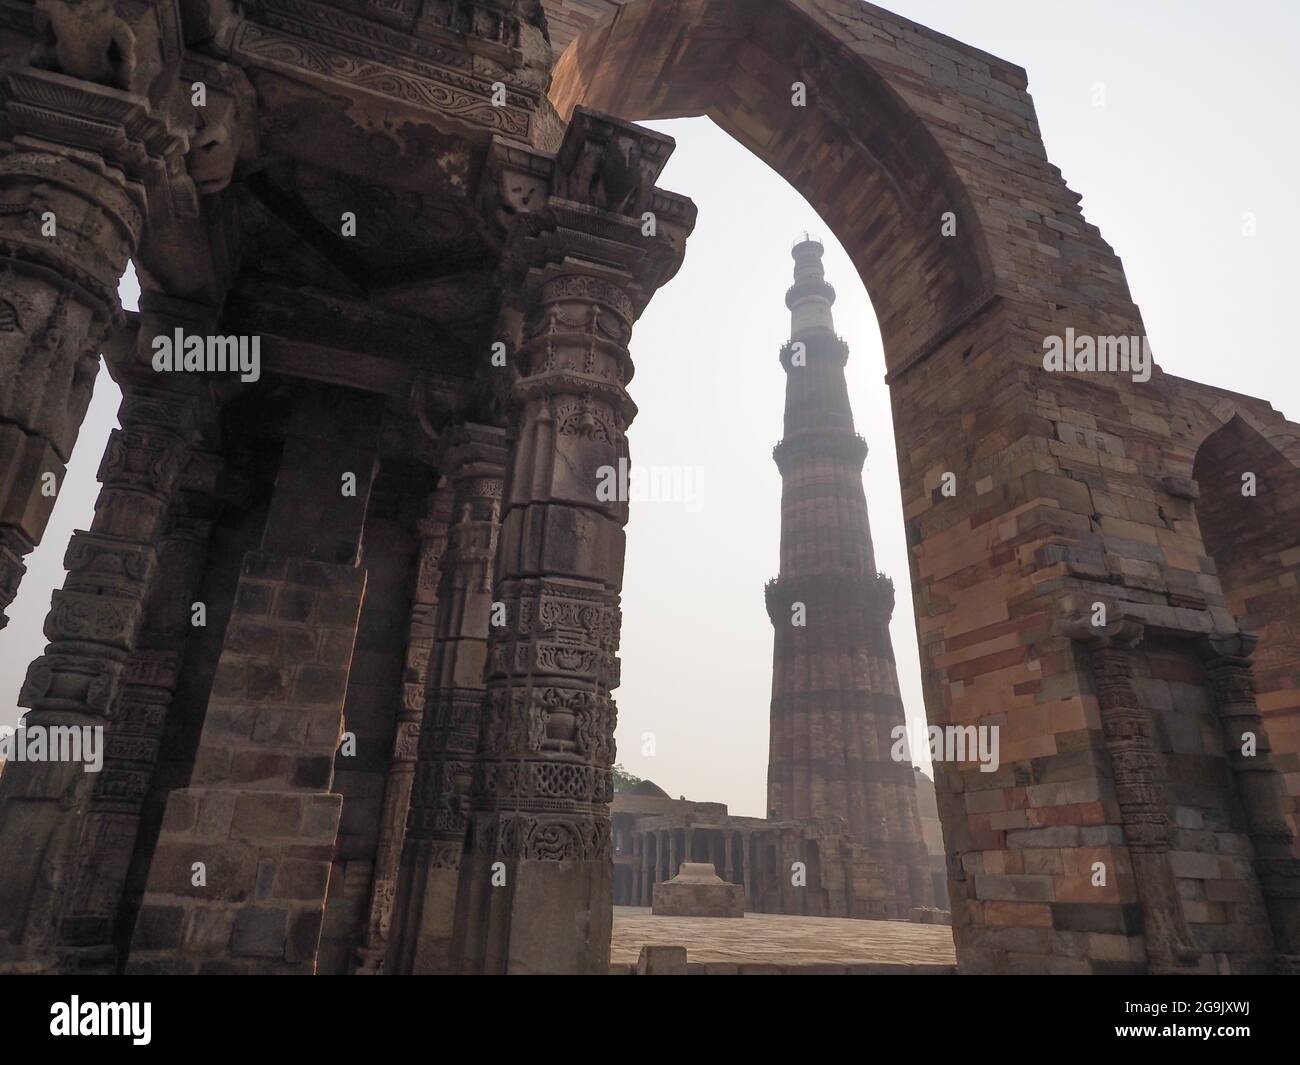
[964,789,1007,814]
[970,828,1006,851]
[1182,900,1227,925]
[984,900,1052,927]
[1006,787,1031,810]
[946,645,1028,683]
[1022,849,1064,876]
[1086,933,1142,963]
[272,858,332,900]
[1052,877,1121,905]
[232,792,310,840]
[1028,801,1107,828]
[145,840,258,900]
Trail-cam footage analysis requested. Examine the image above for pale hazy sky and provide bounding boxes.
[2,2,1297,819]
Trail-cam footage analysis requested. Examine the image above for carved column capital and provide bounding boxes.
[1197,631,1259,667]
[1060,612,1145,651]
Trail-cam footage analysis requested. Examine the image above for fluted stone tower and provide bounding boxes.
[765,238,932,916]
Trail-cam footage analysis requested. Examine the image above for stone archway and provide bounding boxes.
[548,0,998,376]
[533,0,1300,974]
[1192,414,1300,854]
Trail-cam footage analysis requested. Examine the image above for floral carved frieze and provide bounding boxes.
[481,814,612,862]
[233,18,532,140]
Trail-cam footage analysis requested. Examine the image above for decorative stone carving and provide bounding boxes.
[353,482,452,975]
[0,379,198,969]
[0,2,197,628]
[53,485,217,970]
[1061,614,1199,973]
[1197,634,1300,973]
[233,2,538,141]
[445,111,693,976]
[385,424,506,974]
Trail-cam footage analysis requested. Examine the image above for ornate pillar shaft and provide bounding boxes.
[0,145,139,626]
[1200,634,1300,971]
[449,269,631,974]
[350,483,451,974]
[0,378,197,969]
[1067,619,1198,973]
[449,110,694,974]
[0,1,195,625]
[55,469,222,971]
[384,425,506,973]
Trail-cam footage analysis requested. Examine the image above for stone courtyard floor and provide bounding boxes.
[610,906,957,972]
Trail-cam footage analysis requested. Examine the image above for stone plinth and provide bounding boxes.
[652,863,743,918]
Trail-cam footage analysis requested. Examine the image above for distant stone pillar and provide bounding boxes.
[0,8,194,627]
[127,386,383,974]
[0,378,199,970]
[1200,634,1300,973]
[388,425,506,974]
[1064,617,1198,973]
[349,482,451,974]
[742,836,753,910]
[633,838,644,906]
[449,111,693,975]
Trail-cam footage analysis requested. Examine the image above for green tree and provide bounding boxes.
[611,764,641,794]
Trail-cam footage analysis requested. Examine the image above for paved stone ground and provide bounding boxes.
[611,906,956,968]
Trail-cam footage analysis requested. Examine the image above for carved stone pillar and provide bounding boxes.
[127,386,383,974]
[0,377,198,970]
[387,424,506,973]
[348,483,451,974]
[0,3,195,626]
[1200,634,1300,972]
[449,111,694,974]
[53,466,222,972]
[1064,617,1198,973]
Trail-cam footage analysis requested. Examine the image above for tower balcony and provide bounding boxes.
[764,571,896,624]
[772,428,868,473]
[778,334,850,369]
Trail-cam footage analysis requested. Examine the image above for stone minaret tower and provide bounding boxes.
[765,238,932,916]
